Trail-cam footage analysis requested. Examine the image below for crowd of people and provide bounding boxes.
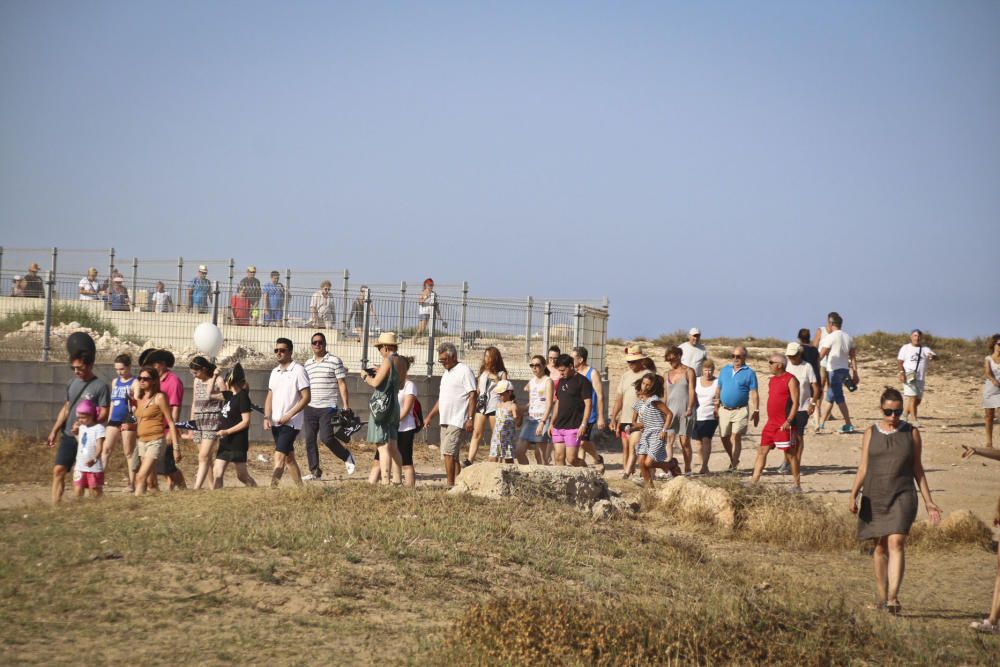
[43,312,1000,632]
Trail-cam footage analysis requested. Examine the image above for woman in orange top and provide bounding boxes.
[133,366,180,496]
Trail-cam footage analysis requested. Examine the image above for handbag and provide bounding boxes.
[905,347,922,384]
[476,376,494,414]
[369,390,391,424]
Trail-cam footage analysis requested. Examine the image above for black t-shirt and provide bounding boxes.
[801,345,821,380]
[553,372,593,430]
[218,389,252,450]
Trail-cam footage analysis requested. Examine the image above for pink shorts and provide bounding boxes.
[74,471,105,489]
[550,428,580,448]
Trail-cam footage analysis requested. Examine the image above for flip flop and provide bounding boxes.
[970,619,999,634]
[865,601,886,611]
[886,600,902,615]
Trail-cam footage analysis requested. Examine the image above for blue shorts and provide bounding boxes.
[519,417,549,443]
[826,368,849,404]
[272,425,300,454]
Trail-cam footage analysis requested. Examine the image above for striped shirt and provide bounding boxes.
[304,353,347,408]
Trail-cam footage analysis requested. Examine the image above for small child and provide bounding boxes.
[74,399,106,498]
[488,380,520,463]
[630,374,680,487]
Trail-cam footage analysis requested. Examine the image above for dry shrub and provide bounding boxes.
[908,510,994,552]
[434,589,909,666]
[0,429,132,484]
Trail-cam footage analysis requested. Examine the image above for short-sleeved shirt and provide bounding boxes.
[616,367,653,425]
[63,376,111,436]
[438,362,477,428]
[269,361,310,430]
[553,372,594,430]
[398,380,418,432]
[218,389,252,451]
[188,277,211,307]
[78,277,100,300]
[800,344,821,381]
[679,342,707,377]
[786,361,817,410]
[159,370,184,431]
[310,291,334,321]
[110,377,135,422]
[238,276,262,303]
[304,353,347,408]
[898,343,935,382]
[820,330,854,371]
[76,423,106,473]
[152,291,172,312]
[262,282,285,310]
[717,364,758,409]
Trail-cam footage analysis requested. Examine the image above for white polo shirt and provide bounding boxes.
[268,361,310,429]
[438,362,477,428]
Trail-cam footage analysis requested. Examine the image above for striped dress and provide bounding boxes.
[633,395,668,462]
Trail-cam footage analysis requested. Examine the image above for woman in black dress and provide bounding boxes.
[849,387,941,614]
[213,364,258,489]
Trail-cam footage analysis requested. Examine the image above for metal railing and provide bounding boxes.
[0,246,609,377]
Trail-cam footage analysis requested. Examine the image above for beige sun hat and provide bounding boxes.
[624,345,649,362]
[785,342,802,357]
[375,332,399,347]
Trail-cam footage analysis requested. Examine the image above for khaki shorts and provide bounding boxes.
[902,379,924,398]
[440,425,470,458]
[718,406,749,437]
[132,438,165,470]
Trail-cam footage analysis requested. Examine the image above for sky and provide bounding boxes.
[1,1,997,339]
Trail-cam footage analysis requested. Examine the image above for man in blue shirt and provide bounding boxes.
[713,345,760,470]
[262,270,286,325]
[187,265,212,314]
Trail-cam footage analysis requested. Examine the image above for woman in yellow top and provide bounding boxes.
[133,367,180,496]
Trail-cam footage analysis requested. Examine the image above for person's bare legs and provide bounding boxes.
[787,450,801,489]
[751,448,769,483]
[886,534,906,608]
[720,435,734,467]
[102,426,120,472]
[134,457,157,496]
[234,463,257,486]
[51,465,69,505]
[732,433,743,469]
[554,443,567,466]
[74,484,85,499]
[796,429,806,467]
[837,401,853,428]
[678,435,692,473]
[378,441,402,484]
[698,437,712,474]
[986,408,996,448]
[873,536,889,605]
[443,455,459,486]
[988,547,1000,625]
[121,430,137,489]
[194,438,216,489]
[272,451,302,487]
[468,413,488,463]
[515,439,531,465]
[625,432,640,476]
[213,460,228,489]
[402,464,415,487]
[581,439,601,466]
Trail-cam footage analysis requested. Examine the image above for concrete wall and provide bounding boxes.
[1,360,610,447]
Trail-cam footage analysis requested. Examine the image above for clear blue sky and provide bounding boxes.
[1,1,997,339]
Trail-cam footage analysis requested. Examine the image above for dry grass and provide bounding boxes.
[909,510,994,552]
[854,331,990,377]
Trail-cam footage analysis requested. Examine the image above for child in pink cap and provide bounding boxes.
[73,399,106,498]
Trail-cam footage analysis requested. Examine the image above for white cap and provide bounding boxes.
[688,327,701,336]
[493,379,514,395]
[785,342,802,357]
[198,265,208,272]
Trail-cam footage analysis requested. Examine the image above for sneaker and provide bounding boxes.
[840,424,856,434]
[789,485,803,494]
[345,461,356,475]
[970,619,1000,634]
[302,474,316,481]
[462,459,473,468]
[776,461,790,475]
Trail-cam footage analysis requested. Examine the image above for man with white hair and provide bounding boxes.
[425,342,477,487]
[78,268,100,300]
[714,345,759,470]
[680,328,707,377]
[751,353,801,492]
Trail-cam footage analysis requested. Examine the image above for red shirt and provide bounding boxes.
[231,294,251,325]
[766,372,794,424]
[159,370,184,432]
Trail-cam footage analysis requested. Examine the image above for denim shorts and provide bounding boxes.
[826,368,849,403]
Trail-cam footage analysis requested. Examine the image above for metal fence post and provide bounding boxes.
[459,281,469,357]
[341,269,350,335]
[397,281,407,335]
[360,286,372,369]
[524,296,533,362]
[42,268,55,362]
[176,257,184,311]
[0,246,4,278]
[108,248,115,286]
[426,291,437,377]
[284,270,292,326]
[131,257,138,311]
[227,259,235,306]
[211,281,220,326]
[573,304,582,348]
[542,301,552,355]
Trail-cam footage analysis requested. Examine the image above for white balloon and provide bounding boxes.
[193,322,224,355]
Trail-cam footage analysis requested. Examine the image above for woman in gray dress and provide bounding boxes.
[361,332,402,485]
[849,387,942,615]
[663,347,696,474]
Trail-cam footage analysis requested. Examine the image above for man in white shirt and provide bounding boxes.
[302,332,355,480]
[783,342,819,472]
[425,342,477,487]
[817,311,859,434]
[309,280,335,329]
[78,268,100,301]
[151,281,173,313]
[680,328,707,378]
[264,337,311,487]
[897,329,935,426]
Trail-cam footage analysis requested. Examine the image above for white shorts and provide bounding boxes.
[902,379,924,398]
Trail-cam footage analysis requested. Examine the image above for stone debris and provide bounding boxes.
[448,462,609,511]
[656,476,736,530]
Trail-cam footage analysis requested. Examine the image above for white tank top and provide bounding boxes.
[695,378,718,421]
[527,375,551,420]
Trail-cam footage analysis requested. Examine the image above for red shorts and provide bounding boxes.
[74,471,105,489]
[760,422,796,450]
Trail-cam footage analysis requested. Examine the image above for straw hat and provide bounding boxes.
[624,345,649,362]
[375,332,399,347]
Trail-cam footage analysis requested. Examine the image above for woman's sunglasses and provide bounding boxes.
[882,408,903,417]
[529,363,542,368]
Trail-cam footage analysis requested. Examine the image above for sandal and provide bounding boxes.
[886,600,902,616]
[970,619,999,634]
[865,601,887,611]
